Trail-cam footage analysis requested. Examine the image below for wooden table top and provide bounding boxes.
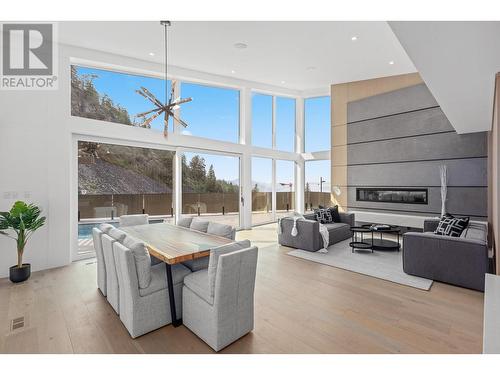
[120,222,234,265]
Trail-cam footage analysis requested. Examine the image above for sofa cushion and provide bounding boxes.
[190,218,210,232]
[108,227,127,242]
[177,217,193,228]
[323,222,351,245]
[208,240,251,296]
[460,221,487,244]
[139,263,191,297]
[434,214,469,237]
[183,269,213,305]
[207,221,234,239]
[123,235,151,289]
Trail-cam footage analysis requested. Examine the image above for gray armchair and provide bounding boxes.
[403,219,489,291]
[278,212,355,251]
[182,240,258,351]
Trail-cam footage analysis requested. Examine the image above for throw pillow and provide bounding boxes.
[434,213,469,237]
[328,205,342,223]
[314,208,332,224]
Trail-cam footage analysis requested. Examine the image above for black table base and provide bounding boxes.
[165,263,182,327]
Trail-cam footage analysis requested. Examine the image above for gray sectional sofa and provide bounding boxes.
[403,219,489,291]
[278,212,355,252]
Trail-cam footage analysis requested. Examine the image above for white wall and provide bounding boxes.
[0,42,329,278]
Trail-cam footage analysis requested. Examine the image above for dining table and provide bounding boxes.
[121,221,234,327]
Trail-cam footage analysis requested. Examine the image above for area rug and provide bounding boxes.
[287,239,433,290]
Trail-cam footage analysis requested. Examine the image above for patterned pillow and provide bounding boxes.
[434,214,469,237]
[314,208,332,224]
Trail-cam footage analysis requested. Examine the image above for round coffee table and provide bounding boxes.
[361,224,401,251]
[350,224,401,253]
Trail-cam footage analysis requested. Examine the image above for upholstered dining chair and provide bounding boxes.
[176,216,193,228]
[101,227,127,314]
[92,224,115,296]
[113,237,191,338]
[182,240,258,352]
[119,214,149,227]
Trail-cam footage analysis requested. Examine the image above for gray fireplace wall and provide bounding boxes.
[346,83,488,219]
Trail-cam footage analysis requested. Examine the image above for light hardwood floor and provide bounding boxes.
[0,223,484,354]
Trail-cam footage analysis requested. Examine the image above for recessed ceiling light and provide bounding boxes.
[306,66,317,71]
[389,60,395,65]
[231,70,236,74]
[234,42,248,49]
[148,52,155,56]
[281,80,286,84]
[351,36,358,41]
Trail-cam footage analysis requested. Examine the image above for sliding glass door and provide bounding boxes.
[251,157,273,225]
[276,160,295,219]
[77,141,174,257]
[181,151,240,228]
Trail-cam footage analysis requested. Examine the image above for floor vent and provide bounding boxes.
[11,316,25,331]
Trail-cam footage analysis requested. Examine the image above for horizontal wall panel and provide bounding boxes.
[348,107,454,144]
[347,83,438,123]
[349,207,486,222]
[347,131,487,165]
[347,186,487,217]
[347,158,487,187]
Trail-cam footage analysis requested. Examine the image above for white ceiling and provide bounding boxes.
[58,21,416,91]
[390,21,500,134]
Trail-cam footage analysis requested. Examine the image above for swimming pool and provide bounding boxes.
[78,219,167,239]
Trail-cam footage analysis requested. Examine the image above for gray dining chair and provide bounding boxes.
[182,240,258,352]
[93,224,112,296]
[119,214,149,227]
[101,227,127,314]
[113,239,191,338]
[176,217,193,228]
[207,221,236,240]
[183,221,236,272]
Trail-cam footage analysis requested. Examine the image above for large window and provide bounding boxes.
[252,93,273,148]
[305,160,332,211]
[77,141,174,255]
[275,97,296,152]
[71,66,172,131]
[181,83,240,143]
[275,160,295,218]
[304,96,331,152]
[251,157,273,225]
[252,93,296,151]
[181,152,240,227]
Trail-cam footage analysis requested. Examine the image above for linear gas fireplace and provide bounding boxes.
[356,188,428,205]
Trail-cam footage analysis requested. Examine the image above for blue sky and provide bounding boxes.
[305,96,331,152]
[74,67,330,185]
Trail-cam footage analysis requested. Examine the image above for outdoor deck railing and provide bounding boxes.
[78,191,331,220]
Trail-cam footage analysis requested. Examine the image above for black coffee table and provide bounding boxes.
[349,224,401,253]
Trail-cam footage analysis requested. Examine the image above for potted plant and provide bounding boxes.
[0,201,46,283]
